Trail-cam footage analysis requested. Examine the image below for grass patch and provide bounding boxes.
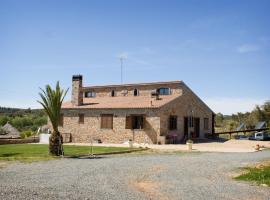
[235,164,270,186]
[0,144,132,163]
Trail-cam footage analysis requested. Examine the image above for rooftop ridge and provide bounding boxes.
[83,80,182,89]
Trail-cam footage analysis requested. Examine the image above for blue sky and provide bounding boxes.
[0,0,269,114]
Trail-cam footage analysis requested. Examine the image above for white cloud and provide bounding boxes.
[237,44,260,53]
[205,97,267,115]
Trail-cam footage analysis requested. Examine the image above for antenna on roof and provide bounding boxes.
[118,53,127,84]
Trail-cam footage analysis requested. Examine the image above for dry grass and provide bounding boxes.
[129,164,170,200]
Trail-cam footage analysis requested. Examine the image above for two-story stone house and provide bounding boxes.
[58,75,214,144]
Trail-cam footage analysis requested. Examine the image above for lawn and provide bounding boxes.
[235,164,270,186]
[0,144,132,162]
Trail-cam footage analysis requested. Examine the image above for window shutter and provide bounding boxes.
[126,116,132,129]
[108,115,113,129]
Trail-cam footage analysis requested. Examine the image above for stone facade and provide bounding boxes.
[59,108,160,144]
[53,75,214,144]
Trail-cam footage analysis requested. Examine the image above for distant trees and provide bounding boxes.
[215,101,270,131]
[0,108,47,132]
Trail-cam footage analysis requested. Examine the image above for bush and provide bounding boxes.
[20,130,33,139]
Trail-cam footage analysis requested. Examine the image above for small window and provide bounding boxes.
[79,114,84,124]
[101,114,113,129]
[204,118,209,130]
[85,91,96,98]
[157,88,170,95]
[59,114,64,127]
[133,89,139,96]
[126,115,144,129]
[111,90,115,97]
[169,116,177,130]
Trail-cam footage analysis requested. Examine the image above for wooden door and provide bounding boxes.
[194,118,200,138]
[184,117,188,137]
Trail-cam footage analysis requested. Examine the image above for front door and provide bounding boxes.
[184,117,188,137]
[194,118,200,138]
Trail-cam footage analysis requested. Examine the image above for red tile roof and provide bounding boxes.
[62,94,181,109]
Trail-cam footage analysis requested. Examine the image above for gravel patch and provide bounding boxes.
[0,151,270,200]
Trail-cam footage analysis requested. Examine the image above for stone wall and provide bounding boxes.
[0,137,39,145]
[82,82,183,98]
[158,84,213,142]
[58,108,160,144]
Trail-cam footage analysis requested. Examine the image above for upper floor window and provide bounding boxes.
[111,90,116,97]
[157,88,170,95]
[85,91,96,98]
[133,89,139,96]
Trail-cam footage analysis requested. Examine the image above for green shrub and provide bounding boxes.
[20,130,33,139]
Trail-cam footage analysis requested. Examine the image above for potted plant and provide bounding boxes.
[186,139,193,150]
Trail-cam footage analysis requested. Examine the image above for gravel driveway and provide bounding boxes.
[0,151,270,200]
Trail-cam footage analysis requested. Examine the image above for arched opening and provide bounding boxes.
[111,90,115,97]
[133,89,139,96]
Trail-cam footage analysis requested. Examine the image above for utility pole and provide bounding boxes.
[119,54,127,84]
[120,56,123,84]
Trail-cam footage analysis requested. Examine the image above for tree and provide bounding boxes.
[215,113,224,127]
[38,82,68,156]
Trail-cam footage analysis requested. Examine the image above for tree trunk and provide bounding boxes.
[49,131,63,156]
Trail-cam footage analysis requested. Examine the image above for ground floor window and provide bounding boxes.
[169,115,177,130]
[204,118,209,130]
[126,115,144,129]
[78,114,84,124]
[101,114,113,129]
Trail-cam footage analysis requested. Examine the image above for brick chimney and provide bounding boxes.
[72,75,83,106]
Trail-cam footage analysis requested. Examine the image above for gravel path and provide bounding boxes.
[0,151,270,200]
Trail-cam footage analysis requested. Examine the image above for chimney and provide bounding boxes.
[72,75,83,106]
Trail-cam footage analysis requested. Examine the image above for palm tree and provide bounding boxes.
[38,82,68,156]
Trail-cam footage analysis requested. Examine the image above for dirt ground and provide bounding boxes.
[67,139,270,153]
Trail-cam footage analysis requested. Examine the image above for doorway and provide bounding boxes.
[184,117,188,137]
[194,118,200,138]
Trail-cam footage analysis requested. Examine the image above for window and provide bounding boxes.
[111,90,115,97]
[101,114,113,129]
[157,88,170,95]
[59,114,64,127]
[204,118,209,130]
[79,114,84,124]
[126,115,144,129]
[169,116,177,130]
[133,89,139,96]
[85,91,96,98]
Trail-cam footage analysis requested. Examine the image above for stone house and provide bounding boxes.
[58,75,214,144]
